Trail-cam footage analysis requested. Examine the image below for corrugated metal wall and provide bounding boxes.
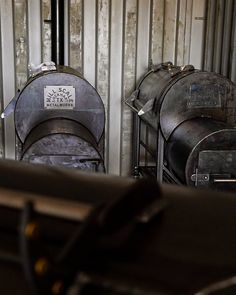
[203,0,236,83]
[0,0,235,176]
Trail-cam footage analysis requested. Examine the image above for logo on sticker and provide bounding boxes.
[44,86,75,109]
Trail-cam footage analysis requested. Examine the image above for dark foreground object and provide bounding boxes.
[0,159,235,294]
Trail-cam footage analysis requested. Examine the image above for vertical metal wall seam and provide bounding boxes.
[81,0,84,74]
[64,0,69,65]
[108,0,124,175]
[95,0,98,89]
[106,0,112,172]
[68,0,71,66]
[69,0,83,73]
[149,0,153,66]
[213,0,224,73]
[203,0,215,71]
[185,0,193,64]
[230,0,236,82]
[0,0,16,159]
[189,0,206,69]
[83,0,96,86]
[0,9,4,157]
[174,0,180,65]
[163,0,178,62]
[28,0,42,66]
[119,0,126,174]
[151,0,165,64]
[120,0,137,176]
[96,0,110,170]
[136,0,151,81]
[221,0,234,77]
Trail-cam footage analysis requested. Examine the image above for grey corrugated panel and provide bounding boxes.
[121,0,137,176]
[136,0,151,81]
[42,0,51,62]
[69,0,83,73]
[83,0,96,87]
[0,0,16,159]
[213,0,225,73]
[108,0,124,175]
[204,0,216,71]
[64,0,69,66]
[97,0,110,171]
[189,0,207,69]
[14,0,28,90]
[163,0,178,63]
[151,0,165,64]
[28,0,42,65]
[230,0,236,83]
[0,9,4,157]
[221,0,234,77]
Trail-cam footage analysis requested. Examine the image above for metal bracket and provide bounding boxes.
[124,90,154,116]
[1,91,20,119]
[28,61,56,77]
[191,170,210,186]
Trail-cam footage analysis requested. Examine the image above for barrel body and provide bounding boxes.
[132,63,236,190]
[14,66,105,171]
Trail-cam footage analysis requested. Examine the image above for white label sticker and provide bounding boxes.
[44,86,75,109]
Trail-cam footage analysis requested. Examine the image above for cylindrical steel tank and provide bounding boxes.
[128,62,236,191]
[13,65,105,171]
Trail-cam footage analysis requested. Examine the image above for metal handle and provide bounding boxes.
[213,179,236,183]
[124,90,140,114]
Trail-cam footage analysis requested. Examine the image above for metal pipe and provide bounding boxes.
[51,0,64,65]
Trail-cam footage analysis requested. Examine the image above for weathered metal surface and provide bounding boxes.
[108,0,124,175]
[131,64,236,190]
[42,0,51,62]
[15,67,105,144]
[203,0,236,82]
[21,119,105,172]
[14,0,28,90]
[163,0,178,63]
[166,118,236,189]
[121,0,137,176]
[0,13,3,158]
[189,0,207,69]
[1,0,235,176]
[83,0,96,87]
[97,0,110,169]
[69,0,83,73]
[0,0,16,159]
[28,0,42,66]
[151,0,164,64]
[136,67,236,140]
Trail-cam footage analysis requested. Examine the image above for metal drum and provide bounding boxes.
[127,62,236,191]
[13,65,105,171]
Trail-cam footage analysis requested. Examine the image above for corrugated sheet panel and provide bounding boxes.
[203,0,236,82]
[1,0,235,176]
